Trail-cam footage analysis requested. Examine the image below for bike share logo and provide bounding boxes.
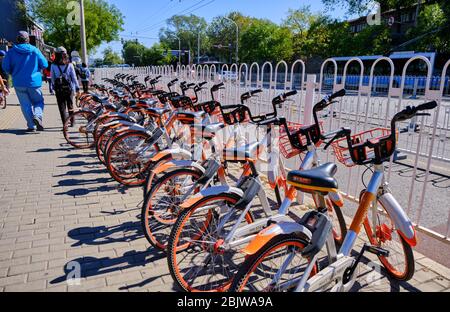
[366,1,382,26]
[67,1,81,26]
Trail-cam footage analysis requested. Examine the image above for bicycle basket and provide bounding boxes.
[279,122,323,159]
[331,128,395,167]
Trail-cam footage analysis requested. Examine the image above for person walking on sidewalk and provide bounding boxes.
[1,31,48,131]
[51,47,80,128]
[79,63,91,93]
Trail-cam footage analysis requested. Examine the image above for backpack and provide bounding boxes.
[54,65,72,95]
[80,68,87,80]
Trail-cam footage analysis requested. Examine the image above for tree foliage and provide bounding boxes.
[239,19,294,63]
[103,47,122,65]
[27,0,124,54]
[122,40,147,66]
[122,40,174,66]
[206,12,253,63]
[159,14,209,61]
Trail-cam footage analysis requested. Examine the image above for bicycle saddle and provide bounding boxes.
[287,163,338,193]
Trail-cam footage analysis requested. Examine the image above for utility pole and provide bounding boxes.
[79,0,88,64]
[224,16,239,64]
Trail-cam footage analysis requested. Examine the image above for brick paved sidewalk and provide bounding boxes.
[0,87,449,292]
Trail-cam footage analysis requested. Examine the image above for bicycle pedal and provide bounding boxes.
[366,245,390,257]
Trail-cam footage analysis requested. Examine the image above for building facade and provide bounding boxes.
[0,0,28,49]
[347,2,430,36]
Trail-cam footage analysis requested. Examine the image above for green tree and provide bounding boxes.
[206,12,253,63]
[142,43,176,66]
[283,7,354,59]
[159,14,209,63]
[26,0,124,54]
[240,19,294,63]
[407,3,448,53]
[103,47,122,65]
[122,40,146,66]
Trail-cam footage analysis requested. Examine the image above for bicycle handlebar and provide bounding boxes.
[251,89,263,96]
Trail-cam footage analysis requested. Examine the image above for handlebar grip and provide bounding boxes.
[284,90,298,97]
[329,89,346,101]
[216,82,225,88]
[199,81,208,87]
[251,89,263,95]
[170,78,179,84]
[416,101,437,111]
[187,83,196,88]
[156,75,162,80]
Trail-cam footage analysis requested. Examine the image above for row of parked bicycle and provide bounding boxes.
[62,72,437,292]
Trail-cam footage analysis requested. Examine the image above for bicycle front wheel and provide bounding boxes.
[142,168,202,250]
[362,191,415,281]
[230,235,317,292]
[105,131,159,186]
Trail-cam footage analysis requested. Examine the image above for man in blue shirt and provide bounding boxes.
[2,31,48,131]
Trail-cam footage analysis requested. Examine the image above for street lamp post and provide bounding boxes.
[79,0,88,64]
[223,16,239,64]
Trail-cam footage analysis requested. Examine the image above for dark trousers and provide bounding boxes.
[55,91,74,126]
[82,81,89,93]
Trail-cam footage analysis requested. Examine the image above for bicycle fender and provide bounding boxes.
[378,193,417,247]
[145,159,203,194]
[114,124,147,134]
[242,222,313,256]
[153,160,204,176]
[150,148,192,164]
[180,186,244,209]
[104,120,135,128]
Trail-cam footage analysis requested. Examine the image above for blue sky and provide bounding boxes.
[92,0,354,59]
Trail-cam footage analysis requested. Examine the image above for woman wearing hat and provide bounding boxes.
[50,47,80,127]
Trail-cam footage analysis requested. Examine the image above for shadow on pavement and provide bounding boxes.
[0,129,40,136]
[348,249,421,292]
[28,147,73,153]
[53,168,108,178]
[67,221,143,247]
[49,249,166,286]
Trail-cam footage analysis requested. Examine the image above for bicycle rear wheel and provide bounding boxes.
[63,111,96,149]
[230,235,317,292]
[362,191,415,281]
